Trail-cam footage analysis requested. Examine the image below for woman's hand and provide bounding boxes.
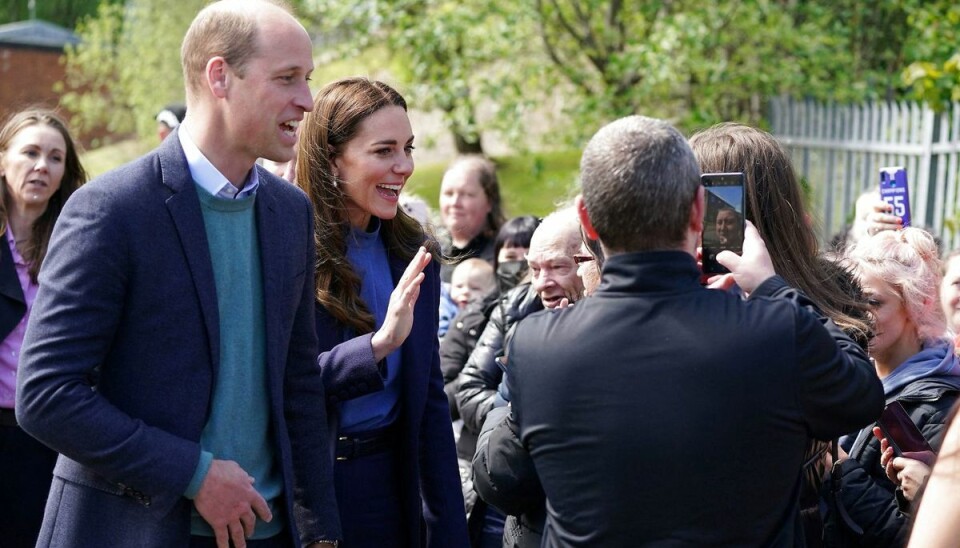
[371,247,431,361]
[874,426,934,501]
[855,198,901,239]
[889,456,932,502]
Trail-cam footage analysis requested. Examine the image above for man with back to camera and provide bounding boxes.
[15,1,339,547]
[497,115,884,546]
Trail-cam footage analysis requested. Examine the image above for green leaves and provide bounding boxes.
[59,0,205,144]
[57,0,960,151]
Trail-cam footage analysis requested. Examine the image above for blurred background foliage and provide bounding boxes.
[5,0,960,213]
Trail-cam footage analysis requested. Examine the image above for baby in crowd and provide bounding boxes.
[450,258,496,310]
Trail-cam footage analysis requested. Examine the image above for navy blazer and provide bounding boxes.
[0,236,26,346]
[315,252,469,548]
[16,132,340,547]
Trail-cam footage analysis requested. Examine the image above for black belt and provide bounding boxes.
[0,407,17,427]
[335,424,398,461]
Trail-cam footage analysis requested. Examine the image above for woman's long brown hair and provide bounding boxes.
[295,78,440,334]
[0,108,87,283]
[690,123,872,344]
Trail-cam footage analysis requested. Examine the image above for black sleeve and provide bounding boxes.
[472,405,545,517]
[751,276,884,439]
[456,303,507,434]
[831,458,907,547]
[440,307,486,420]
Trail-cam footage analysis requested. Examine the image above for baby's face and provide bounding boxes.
[451,268,492,309]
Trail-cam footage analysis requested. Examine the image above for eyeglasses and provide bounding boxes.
[573,254,595,264]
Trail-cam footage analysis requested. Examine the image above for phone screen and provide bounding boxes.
[877,401,932,456]
[879,166,911,228]
[701,173,745,275]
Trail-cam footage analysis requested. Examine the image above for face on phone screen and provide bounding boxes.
[701,173,745,274]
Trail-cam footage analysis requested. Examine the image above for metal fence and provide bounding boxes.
[768,96,960,250]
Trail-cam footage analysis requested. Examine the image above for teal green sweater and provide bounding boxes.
[186,187,283,539]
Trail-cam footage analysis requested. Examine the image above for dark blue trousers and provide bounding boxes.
[334,445,406,548]
[189,529,291,547]
[0,420,58,548]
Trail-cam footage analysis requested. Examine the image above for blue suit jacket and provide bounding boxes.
[315,251,469,548]
[0,235,26,345]
[16,132,340,547]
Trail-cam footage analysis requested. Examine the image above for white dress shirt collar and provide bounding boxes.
[177,125,259,199]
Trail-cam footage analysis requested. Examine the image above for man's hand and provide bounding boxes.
[372,246,430,361]
[716,221,776,295]
[194,459,272,548]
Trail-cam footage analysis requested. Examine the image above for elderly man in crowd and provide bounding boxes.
[456,206,585,546]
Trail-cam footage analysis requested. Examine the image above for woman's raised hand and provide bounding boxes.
[371,247,431,361]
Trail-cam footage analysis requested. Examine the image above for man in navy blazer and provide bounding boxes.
[16,2,339,547]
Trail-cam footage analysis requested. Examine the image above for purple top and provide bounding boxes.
[0,229,38,409]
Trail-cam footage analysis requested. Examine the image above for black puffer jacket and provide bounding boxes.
[825,374,960,547]
[440,290,499,422]
[455,283,542,457]
[474,405,546,548]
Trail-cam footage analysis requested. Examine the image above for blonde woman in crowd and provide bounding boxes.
[835,228,960,546]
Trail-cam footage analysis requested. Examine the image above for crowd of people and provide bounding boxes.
[3,1,960,547]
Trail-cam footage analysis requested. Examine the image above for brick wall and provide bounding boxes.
[0,47,65,120]
[0,46,110,148]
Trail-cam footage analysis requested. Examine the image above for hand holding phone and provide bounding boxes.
[876,401,932,457]
[879,167,911,228]
[715,220,776,294]
[701,172,745,275]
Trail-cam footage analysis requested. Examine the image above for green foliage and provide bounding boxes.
[58,0,204,144]
[406,149,582,218]
[903,55,960,108]
[308,0,551,152]
[57,2,128,140]
[302,0,960,146]
[901,3,960,109]
[0,0,108,29]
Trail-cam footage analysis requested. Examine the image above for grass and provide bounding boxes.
[80,138,152,178]
[406,148,582,218]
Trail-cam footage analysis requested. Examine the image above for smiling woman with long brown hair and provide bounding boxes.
[295,77,468,548]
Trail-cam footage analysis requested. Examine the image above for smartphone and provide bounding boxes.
[701,173,745,275]
[879,166,911,227]
[877,401,932,456]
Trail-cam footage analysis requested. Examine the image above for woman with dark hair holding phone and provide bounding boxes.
[834,228,960,547]
[0,108,86,548]
[689,123,873,547]
[295,77,467,548]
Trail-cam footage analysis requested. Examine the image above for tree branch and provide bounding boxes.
[536,0,598,96]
